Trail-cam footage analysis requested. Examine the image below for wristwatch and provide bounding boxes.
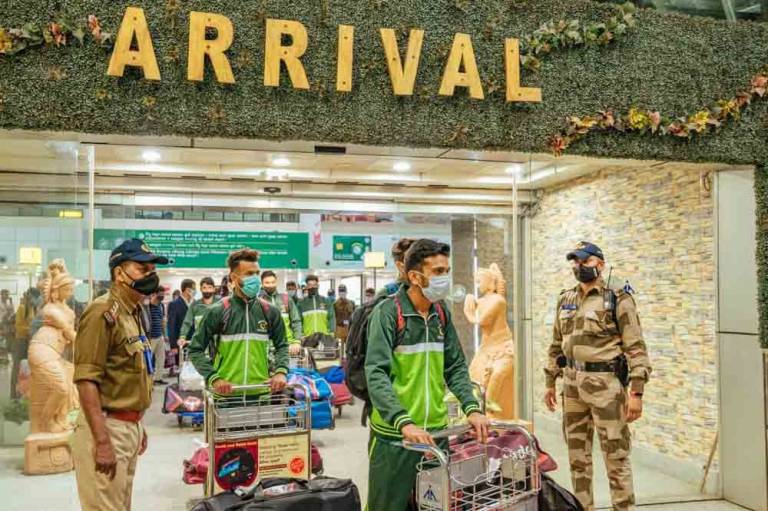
[631,392,643,398]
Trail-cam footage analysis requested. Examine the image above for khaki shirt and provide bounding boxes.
[545,278,652,393]
[73,285,153,412]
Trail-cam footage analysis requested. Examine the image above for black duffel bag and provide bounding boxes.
[192,477,361,511]
[537,473,585,511]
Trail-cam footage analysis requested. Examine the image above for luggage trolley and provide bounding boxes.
[163,347,205,428]
[204,384,312,497]
[404,422,540,511]
[308,338,341,362]
[289,347,315,370]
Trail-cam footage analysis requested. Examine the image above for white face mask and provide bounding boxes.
[414,272,451,303]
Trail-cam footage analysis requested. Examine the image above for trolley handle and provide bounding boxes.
[401,441,450,466]
[206,383,312,406]
[401,420,538,467]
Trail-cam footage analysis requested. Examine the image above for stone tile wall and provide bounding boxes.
[530,165,718,466]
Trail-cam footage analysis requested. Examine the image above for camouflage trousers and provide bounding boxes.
[562,368,635,511]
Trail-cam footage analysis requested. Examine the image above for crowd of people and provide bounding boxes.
[0,234,650,511]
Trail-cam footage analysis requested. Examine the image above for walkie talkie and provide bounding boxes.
[603,265,615,313]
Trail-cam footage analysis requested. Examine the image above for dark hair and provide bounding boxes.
[365,288,376,296]
[286,281,297,288]
[305,275,319,285]
[181,279,196,292]
[227,248,260,272]
[391,238,416,263]
[404,239,451,274]
[200,277,215,288]
[220,276,230,297]
[261,270,277,281]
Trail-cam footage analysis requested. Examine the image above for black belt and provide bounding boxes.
[566,358,616,372]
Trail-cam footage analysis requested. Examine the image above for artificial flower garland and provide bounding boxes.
[0,15,111,55]
[520,2,636,72]
[548,66,768,156]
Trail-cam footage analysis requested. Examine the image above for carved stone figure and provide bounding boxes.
[464,263,517,420]
[24,260,78,475]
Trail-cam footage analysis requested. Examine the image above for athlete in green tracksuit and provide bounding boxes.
[259,270,303,355]
[188,249,289,396]
[178,276,218,348]
[298,275,335,337]
[365,239,489,511]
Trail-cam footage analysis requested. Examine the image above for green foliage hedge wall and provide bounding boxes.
[1,0,768,347]
[0,0,767,163]
[757,165,768,348]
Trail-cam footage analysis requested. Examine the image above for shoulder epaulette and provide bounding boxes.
[103,300,120,326]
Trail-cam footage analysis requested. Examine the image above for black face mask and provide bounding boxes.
[307,288,318,296]
[124,271,160,296]
[262,287,277,296]
[573,264,600,283]
[202,292,215,300]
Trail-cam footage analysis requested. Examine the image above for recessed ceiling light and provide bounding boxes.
[505,164,524,176]
[273,156,291,167]
[142,150,162,163]
[393,161,411,172]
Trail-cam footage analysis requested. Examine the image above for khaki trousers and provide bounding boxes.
[149,336,166,381]
[71,412,143,511]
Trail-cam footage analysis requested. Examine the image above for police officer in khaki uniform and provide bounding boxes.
[544,242,651,511]
[72,239,168,511]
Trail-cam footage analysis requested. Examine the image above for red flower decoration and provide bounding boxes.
[88,15,102,41]
[49,23,66,47]
[751,74,767,97]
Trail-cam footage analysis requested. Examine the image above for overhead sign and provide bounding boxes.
[333,235,372,262]
[107,7,541,103]
[364,252,386,269]
[94,229,309,269]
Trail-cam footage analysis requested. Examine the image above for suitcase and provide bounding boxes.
[163,383,204,414]
[330,382,353,407]
[311,443,324,475]
[191,477,361,511]
[310,399,334,429]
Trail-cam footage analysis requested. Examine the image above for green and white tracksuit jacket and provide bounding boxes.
[259,290,303,345]
[365,286,481,439]
[298,295,335,337]
[188,294,289,390]
[179,298,218,341]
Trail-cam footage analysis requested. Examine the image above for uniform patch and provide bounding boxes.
[103,300,120,326]
[258,320,268,331]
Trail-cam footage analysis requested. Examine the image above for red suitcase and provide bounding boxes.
[329,382,353,417]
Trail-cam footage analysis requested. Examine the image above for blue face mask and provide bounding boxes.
[240,275,262,298]
[416,273,451,303]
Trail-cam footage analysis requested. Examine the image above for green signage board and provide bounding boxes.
[332,235,372,262]
[95,229,309,269]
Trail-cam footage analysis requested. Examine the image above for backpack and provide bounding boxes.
[345,292,446,426]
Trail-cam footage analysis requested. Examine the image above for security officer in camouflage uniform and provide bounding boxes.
[72,239,168,511]
[544,242,651,511]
